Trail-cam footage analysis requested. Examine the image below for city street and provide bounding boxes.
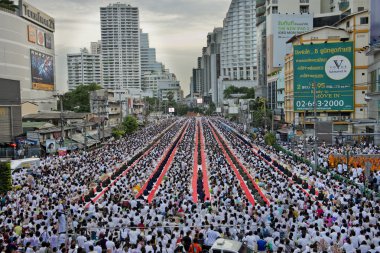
[0,0,379,251]
[3,117,378,252]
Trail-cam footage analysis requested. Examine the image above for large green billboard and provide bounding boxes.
[293,42,354,111]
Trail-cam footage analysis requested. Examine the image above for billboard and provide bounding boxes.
[46,139,56,153]
[30,50,54,91]
[168,108,175,113]
[371,0,380,45]
[270,14,313,67]
[45,33,52,49]
[36,30,45,46]
[27,25,36,43]
[293,42,354,111]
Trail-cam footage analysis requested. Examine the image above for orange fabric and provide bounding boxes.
[188,243,202,253]
[328,154,380,171]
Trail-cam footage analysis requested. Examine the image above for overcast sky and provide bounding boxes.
[27,0,231,95]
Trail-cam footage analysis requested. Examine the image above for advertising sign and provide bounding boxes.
[168,108,175,113]
[46,139,56,153]
[293,42,354,111]
[27,25,36,43]
[36,30,45,46]
[58,147,68,156]
[45,33,52,49]
[20,0,55,32]
[270,14,313,67]
[30,50,55,91]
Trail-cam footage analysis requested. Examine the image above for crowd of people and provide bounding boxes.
[0,117,379,253]
[279,133,380,192]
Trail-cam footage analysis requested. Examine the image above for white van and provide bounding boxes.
[210,239,246,253]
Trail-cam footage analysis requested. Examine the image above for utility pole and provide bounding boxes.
[84,115,88,151]
[313,81,318,171]
[119,91,123,125]
[54,93,65,148]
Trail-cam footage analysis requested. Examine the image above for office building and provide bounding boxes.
[366,0,380,145]
[90,40,102,55]
[140,31,163,76]
[284,11,370,137]
[67,48,102,90]
[200,28,223,104]
[190,57,203,98]
[100,3,141,90]
[219,0,259,98]
[0,0,56,112]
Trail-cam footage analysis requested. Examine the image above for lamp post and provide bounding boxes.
[313,81,318,172]
[54,93,65,148]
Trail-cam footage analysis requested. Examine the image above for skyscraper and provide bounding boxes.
[220,0,258,87]
[90,40,102,55]
[67,48,102,90]
[100,3,141,91]
[140,31,163,76]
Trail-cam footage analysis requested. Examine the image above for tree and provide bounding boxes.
[0,0,18,12]
[59,84,102,112]
[122,116,138,134]
[112,127,125,139]
[0,162,11,194]
[264,132,276,146]
[205,102,216,116]
[166,91,174,102]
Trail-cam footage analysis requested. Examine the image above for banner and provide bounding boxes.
[30,49,55,91]
[46,139,56,154]
[293,42,354,111]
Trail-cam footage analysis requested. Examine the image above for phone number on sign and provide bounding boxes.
[296,100,345,108]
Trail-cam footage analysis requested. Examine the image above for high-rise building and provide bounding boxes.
[140,31,163,76]
[220,0,258,92]
[67,48,102,90]
[190,57,203,98]
[200,28,223,104]
[90,40,102,55]
[100,3,141,90]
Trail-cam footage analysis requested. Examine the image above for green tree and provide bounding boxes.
[166,91,174,102]
[112,127,125,139]
[0,162,11,194]
[0,0,18,12]
[264,132,276,146]
[59,84,102,112]
[205,102,216,115]
[122,115,138,134]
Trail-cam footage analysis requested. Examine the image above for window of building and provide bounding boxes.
[272,6,278,14]
[360,17,368,25]
[358,7,364,11]
[300,6,309,13]
[346,21,350,27]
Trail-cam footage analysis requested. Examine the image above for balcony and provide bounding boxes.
[256,0,266,8]
[256,5,266,17]
[256,15,266,26]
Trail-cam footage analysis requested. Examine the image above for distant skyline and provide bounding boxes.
[27,0,232,96]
